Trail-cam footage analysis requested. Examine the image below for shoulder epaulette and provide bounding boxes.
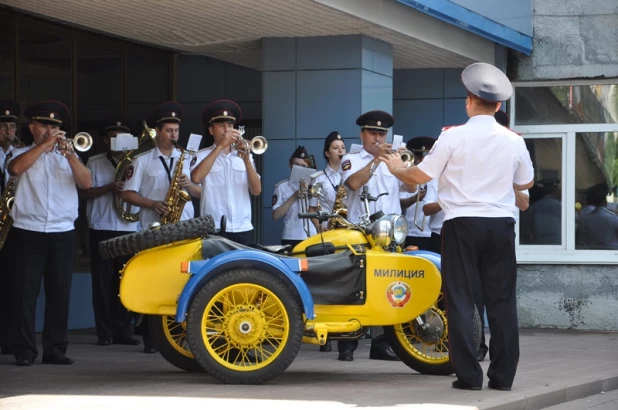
[131,147,155,159]
[88,153,107,161]
[274,179,288,189]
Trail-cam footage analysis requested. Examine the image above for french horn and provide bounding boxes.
[112,121,157,222]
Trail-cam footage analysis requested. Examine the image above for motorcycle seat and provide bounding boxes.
[201,235,292,259]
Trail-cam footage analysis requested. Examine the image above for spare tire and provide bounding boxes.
[99,215,215,260]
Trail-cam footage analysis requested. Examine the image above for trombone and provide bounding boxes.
[299,178,312,236]
[55,132,93,155]
[413,185,427,231]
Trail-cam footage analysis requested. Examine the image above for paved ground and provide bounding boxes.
[543,390,618,410]
[0,328,617,410]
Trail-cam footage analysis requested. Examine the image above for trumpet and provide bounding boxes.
[55,132,93,155]
[413,185,427,231]
[233,125,268,155]
[399,150,414,167]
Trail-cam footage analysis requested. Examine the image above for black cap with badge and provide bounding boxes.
[201,99,242,126]
[24,100,69,125]
[324,131,343,153]
[406,136,436,157]
[291,145,309,160]
[101,113,133,134]
[146,101,183,128]
[461,62,513,102]
[356,110,394,131]
[0,99,20,123]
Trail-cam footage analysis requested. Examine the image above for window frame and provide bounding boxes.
[510,79,618,264]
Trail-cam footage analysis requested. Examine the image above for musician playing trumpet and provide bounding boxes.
[5,101,92,366]
[190,100,261,245]
[399,136,436,250]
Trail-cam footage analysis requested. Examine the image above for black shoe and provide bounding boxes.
[369,345,399,361]
[15,356,32,366]
[42,355,74,365]
[97,338,112,346]
[477,351,486,362]
[488,381,511,391]
[452,380,482,390]
[337,350,354,361]
[319,341,332,352]
[113,336,141,346]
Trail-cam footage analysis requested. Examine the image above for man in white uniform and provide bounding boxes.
[190,100,261,245]
[6,100,93,366]
[339,110,416,362]
[400,137,436,250]
[0,99,21,355]
[79,114,140,347]
[122,101,201,229]
[381,63,534,391]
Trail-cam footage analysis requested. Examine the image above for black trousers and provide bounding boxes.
[221,230,253,246]
[428,232,442,254]
[405,236,431,250]
[0,239,13,350]
[442,217,519,388]
[89,229,135,341]
[8,227,75,361]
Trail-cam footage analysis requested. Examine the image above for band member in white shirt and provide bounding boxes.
[308,131,347,232]
[272,146,317,247]
[338,110,416,362]
[121,101,201,229]
[190,100,261,245]
[6,100,92,366]
[79,114,140,348]
[381,63,534,391]
[0,99,21,355]
[400,137,436,250]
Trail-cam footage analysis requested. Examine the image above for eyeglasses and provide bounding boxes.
[0,124,17,131]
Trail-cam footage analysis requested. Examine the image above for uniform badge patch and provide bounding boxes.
[341,159,352,171]
[272,194,277,206]
[126,165,134,181]
[386,281,411,308]
[190,156,197,167]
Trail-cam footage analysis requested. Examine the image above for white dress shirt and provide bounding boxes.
[272,179,317,240]
[423,178,445,235]
[85,152,138,232]
[340,149,403,224]
[417,115,534,221]
[8,145,84,233]
[0,145,16,194]
[123,146,194,228]
[191,146,259,232]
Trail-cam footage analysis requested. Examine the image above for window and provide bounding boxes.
[512,81,618,264]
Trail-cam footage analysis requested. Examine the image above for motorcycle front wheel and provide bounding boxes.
[383,294,482,376]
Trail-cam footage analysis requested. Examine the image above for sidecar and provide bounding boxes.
[99,215,459,385]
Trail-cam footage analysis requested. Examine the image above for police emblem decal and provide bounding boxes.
[272,194,277,206]
[386,281,411,308]
[126,165,134,181]
[341,159,351,171]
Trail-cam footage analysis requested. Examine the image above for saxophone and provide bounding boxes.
[327,183,348,230]
[0,176,17,251]
[160,145,191,225]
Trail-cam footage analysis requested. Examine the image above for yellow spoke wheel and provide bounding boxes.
[149,315,203,372]
[384,295,482,376]
[187,268,303,384]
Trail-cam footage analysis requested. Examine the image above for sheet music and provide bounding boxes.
[290,164,317,182]
[111,133,138,151]
[186,133,203,152]
[392,134,403,150]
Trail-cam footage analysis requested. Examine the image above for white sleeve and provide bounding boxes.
[122,158,143,193]
[514,139,535,186]
[272,183,287,210]
[417,132,451,180]
[424,179,437,204]
[339,154,357,186]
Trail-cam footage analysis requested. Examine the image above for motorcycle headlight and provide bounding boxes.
[370,215,408,248]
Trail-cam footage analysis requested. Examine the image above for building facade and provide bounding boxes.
[0,0,615,331]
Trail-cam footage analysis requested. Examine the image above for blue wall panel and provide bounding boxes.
[361,36,393,77]
[296,70,362,140]
[443,98,468,126]
[262,38,296,71]
[393,99,444,139]
[297,36,362,70]
[263,71,296,140]
[394,69,443,99]
[444,68,467,98]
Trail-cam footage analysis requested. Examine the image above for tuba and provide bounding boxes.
[112,121,157,222]
[326,183,348,230]
[160,143,192,225]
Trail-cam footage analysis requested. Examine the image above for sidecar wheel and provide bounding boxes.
[186,268,304,384]
[149,315,203,373]
[384,294,482,376]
